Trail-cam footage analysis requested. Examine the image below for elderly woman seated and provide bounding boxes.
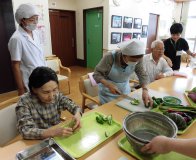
[16,66,82,140]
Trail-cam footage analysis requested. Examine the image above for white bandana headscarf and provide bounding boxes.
[118,39,145,56]
[15,3,39,24]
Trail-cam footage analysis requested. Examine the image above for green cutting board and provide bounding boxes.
[54,112,122,158]
[118,136,194,160]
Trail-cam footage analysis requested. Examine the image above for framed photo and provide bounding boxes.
[133,32,141,39]
[133,18,142,29]
[122,33,132,41]
[123,16,133,28]
[111,15,122,28]
[111,32,122,44]
[141,25,148,38]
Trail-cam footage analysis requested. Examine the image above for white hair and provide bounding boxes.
[151,40,164,49]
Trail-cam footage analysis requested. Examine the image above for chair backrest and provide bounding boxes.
[79,75,98,97]
[0,103,18,146]
[46,58,60,74]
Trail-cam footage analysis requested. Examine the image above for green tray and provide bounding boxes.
[151,107,196,135]
[54,112,122,158]
[118,136,194,160]
[184,92,196,107]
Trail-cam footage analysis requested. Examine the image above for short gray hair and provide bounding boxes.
[151,40,164,49]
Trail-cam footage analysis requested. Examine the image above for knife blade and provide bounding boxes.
[121,94,135,101]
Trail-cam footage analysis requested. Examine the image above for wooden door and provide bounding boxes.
[0,0,16,93]
[85,9,103,69]
[49,10,76,66]
[146,13,159,54]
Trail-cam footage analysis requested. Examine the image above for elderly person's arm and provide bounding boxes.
[162,59,173,77]
[135,59,152,106]
[16,103,47,139]
[93,53,121,94]
[141,136,196,158]
[57,93,82,130]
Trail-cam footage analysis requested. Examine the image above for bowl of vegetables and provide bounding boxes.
[162,96,182,106]
[123,112,178,155]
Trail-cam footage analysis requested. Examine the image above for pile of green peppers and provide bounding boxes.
[96,114,113,125]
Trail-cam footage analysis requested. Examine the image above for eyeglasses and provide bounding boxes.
[154,49,165,52]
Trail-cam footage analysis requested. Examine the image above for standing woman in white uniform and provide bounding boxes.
[8,4,46,95]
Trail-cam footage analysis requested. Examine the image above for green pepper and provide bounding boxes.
[107,115,113,125]
[145,102,151,108]
[105,131,110,137]
[96,115,104,124]
[152,96,163,105]
[130,98,140,105]
[153,100,158,108]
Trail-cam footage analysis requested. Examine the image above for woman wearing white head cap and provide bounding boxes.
[8,3,46,95]
[93,39,152,106]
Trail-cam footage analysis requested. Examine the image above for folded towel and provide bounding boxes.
[88,72,98,86]
[173,71,187,78]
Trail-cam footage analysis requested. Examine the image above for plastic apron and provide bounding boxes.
[98,51,135,104]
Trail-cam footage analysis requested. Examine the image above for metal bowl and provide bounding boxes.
[123,112,178,155]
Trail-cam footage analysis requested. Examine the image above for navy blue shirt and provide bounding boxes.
[164,38,189,70]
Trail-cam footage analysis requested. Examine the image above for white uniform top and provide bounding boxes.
[8,26,46,90]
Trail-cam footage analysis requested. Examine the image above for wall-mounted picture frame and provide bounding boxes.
[133,32,141,39]
[141,25,148,38]
[111,32,122,44]
[133,18,142,29]
[122,33,132,41]
[123,16,133,28]
[111,15,122,28]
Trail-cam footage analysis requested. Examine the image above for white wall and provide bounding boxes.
[47,0,178,59]
[108,0,176,50]
[12,0,52,55]
[48,0,77,10]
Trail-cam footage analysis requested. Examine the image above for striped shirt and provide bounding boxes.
[16,92,81,139]
[143,53,173,82]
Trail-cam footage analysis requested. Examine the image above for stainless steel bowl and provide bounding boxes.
[123,111,178,155]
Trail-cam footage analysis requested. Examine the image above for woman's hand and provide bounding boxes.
[107,83,121,94]
[72,111,82,131]
[43,126,74,138]
[141,136,170,154]
[142,89,153,107]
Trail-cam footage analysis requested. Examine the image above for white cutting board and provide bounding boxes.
[116,89,169,112]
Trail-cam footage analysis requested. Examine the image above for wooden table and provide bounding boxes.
[1,68,196,160]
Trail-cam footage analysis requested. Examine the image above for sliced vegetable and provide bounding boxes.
[130,98,140,105]
[96,115,104,124]
[105,131,110,137]
[107,115,113,125]
[96,114,113,125]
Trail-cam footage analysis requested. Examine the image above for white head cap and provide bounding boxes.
[15,4,39,24]
[118,39,145,56]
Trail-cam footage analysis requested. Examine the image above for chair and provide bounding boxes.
[0,96,19,147]
[79,74,101,112]
[46,56,71,95]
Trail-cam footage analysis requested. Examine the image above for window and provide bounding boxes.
[185,1,196,52]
